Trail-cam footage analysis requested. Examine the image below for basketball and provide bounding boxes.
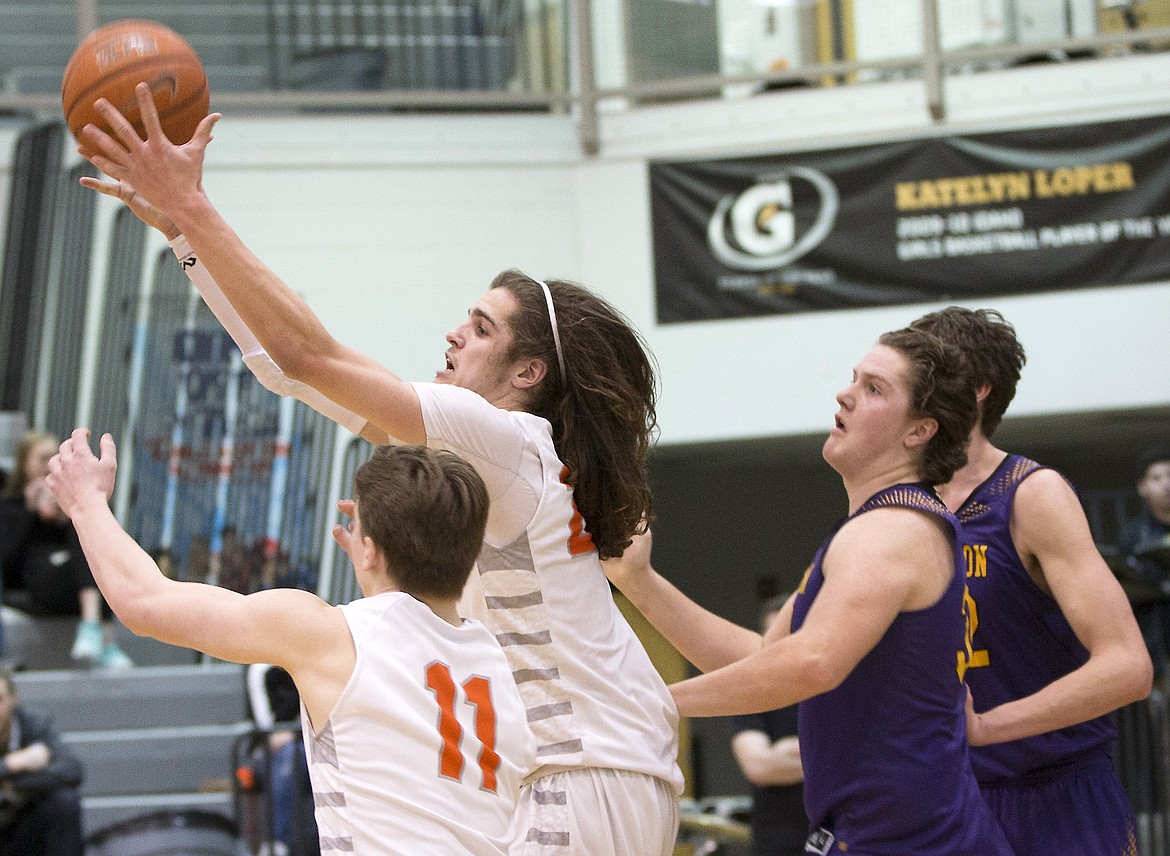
[62,19,209,145]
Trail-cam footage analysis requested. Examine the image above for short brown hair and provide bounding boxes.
[910,307,1025,438]
[878,327,978,485]
[353,445,489,600]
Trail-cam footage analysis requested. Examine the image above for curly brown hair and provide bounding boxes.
[878,327,978,485]
[490,270,658,559]
[909,307,1025,438]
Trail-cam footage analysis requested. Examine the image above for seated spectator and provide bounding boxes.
[0,666,85,856]
[186,535,211,584]
[246,663,318,856]
[1119,446,1170,681]
[216,526,252,594]
[0,432,132,670]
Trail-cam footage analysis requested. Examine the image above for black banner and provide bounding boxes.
[650,114,1170,323]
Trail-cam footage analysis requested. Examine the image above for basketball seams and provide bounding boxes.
[63,55,207,120]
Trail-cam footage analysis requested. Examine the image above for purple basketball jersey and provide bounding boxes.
[791,483,1011,855]
[958,455,1115,783]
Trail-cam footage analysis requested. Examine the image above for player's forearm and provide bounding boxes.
[671,638,833,717]
[971,646,1152,745]
[171,236,383,439]
[164,193,333,382]
[66,498,171,636]
[616,566,761,673]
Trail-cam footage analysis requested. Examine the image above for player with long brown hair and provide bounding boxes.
[77,85,681,856]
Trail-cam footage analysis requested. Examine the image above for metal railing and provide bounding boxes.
[1,1,1169,155]
[1118,688,1170,855]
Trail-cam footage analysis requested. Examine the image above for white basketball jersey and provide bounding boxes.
[302,592,534,855]
[413,383,683,793]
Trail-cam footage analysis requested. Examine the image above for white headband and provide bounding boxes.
[535,279,568,386]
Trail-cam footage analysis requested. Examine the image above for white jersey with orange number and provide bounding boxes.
[412,382,683,793]
[302,591,535,855]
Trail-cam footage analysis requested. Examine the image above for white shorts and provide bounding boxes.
[509,768,679,856]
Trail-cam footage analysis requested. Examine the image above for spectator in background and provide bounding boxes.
[187,534,211,584]
[216,526,251,594]
[729,593,805,856]
[1118,446,1170,682]
[0,432,132,670]
[246,663,319,856]
[0,666,85,856]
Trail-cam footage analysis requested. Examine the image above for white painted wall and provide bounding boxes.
[5,54,1168,451]
[187,113,583,388]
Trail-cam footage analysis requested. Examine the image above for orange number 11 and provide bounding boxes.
[425,662,501,792]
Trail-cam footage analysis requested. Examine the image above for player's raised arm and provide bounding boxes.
[77,84,420,444]
[603,529,764,673]
[45,431,352,694]
[667,508,947,717]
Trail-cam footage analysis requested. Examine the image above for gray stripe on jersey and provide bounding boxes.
[319,835,355,851]
[526,828,571,846]
[485,591,544,609]
[313,791,347,807]
[311,722,339,768]
[478,534,536,572]
[531,788,567,805]
[513,667,561,683]
[528,702,574,722]
[496,630,552,647]
[537,738,584,757]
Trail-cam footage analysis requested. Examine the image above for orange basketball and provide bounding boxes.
[62,19,209,145]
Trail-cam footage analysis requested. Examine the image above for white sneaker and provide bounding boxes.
[70,620,103,666]
[99,642,134,670]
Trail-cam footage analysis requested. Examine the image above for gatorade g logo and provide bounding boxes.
[707,167,839,270]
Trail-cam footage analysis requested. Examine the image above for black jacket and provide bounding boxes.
[1,706,84,802]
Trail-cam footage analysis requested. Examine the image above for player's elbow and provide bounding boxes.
[1124,649,1155,703]
[797,648,849,697]
[115,597,156,639]
[263,330,320,382]
[114,586,170,641]
[260,306,343,384]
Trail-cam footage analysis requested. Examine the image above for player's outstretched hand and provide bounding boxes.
[80,177,180,240]
[46,429,117,517]
[77,82,220,218]
[601,526,655,592]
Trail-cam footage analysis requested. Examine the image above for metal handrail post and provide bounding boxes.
[921,0,943,122]
[572,0,600,156]
[75,0,98,39]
